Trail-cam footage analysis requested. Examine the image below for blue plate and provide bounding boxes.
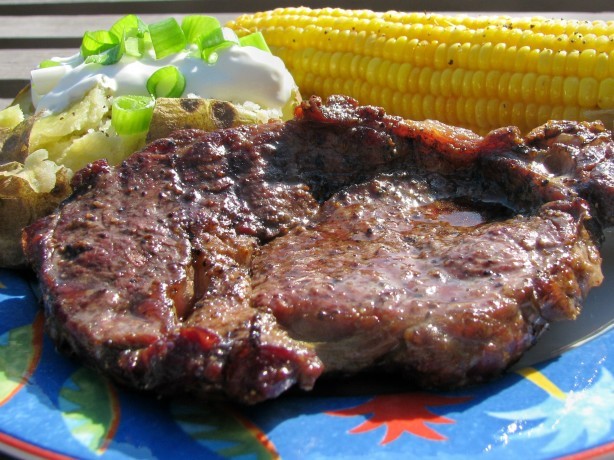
[0,227,612,460]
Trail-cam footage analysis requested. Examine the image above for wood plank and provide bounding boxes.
[11,0,239,16]
[0,14,239,37]
[0,1,243,15]
[0,13,239,46]
[0,48,76,79]
[0,0,611,16]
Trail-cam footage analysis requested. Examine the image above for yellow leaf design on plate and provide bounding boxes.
[0,311,43,405]
[515,367,567,400]
[59,367,121,454]
[172,401,280,459]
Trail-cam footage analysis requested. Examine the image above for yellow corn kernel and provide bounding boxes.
[396,63,412,93]
[579,77,599,107]
[228,7,614,133]
[525,103,540,128]
[599,78,614,107]
[563,76,581,105]
[549,76,566,105]
[484,70,501,98]
[534,75,552,103]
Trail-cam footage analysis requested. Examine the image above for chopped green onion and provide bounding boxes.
[38,59,62,68]
[238,32,271,53]
[201,27,239,49]
[111,95,155,135]
[123,36,144,57]
[181,15,221,46]
[148,18,186,59]
[201,27,240,63]
[80,29,124,65]
[146,66,186,98]
[108,14,148,58]
[80,30,118,58]
[109,14,147,42]
[84,44,124,65]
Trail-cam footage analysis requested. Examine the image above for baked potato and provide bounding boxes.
[0,12,303,267]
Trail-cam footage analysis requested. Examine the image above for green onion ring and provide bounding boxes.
[148,18,187,59]
[146,66,186,98]
[111,95,155,135]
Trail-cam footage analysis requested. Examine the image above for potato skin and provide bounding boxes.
[0,165,71,268]
[149,98,252,141]
[146,96,299,142]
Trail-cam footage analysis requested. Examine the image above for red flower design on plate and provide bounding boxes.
[327,393,471,445]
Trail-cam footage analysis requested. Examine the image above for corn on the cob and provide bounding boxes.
[228,7,614,133]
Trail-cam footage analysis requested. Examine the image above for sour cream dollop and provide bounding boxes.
[31,44,297,115]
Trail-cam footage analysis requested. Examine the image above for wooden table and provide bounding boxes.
[0,0,612,109]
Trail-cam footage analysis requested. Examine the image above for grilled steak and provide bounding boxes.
[23,96,611,404]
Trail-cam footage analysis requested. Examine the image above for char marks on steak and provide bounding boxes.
[23,96,612,404]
